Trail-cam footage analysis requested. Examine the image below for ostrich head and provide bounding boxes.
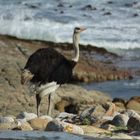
[21,69,34,84]
[74,27,86,34]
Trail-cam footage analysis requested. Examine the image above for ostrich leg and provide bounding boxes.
[36,94,41,117]
[47,93,54,116]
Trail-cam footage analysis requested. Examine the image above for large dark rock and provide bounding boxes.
[127,115,140,131]
[111,114,129,127]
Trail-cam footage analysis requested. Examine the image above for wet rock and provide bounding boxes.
[103,12,112,16]
[46,119,84,134]
[101,8,106,11]
[0,116,15,123]
[127,110,140,131]
[111,114,129,127]
[46,119,64,132]
[124,3,133,7]
[60,11,64,14]
[24,3,41,9]
[24,16,32,21]
[29,118,50,130]
[16,112,37,121]
[133,13,139,17]
[107,1,113,4]
[69,5,73,8]
[133,1,138,5]
[81,5,97,10]
[126,96,140,113]
[57,3,64,7]
[127,116,140,131]
[133,2,140,9]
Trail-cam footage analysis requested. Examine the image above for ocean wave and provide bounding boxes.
[0,0,140,51]
[124,79,140,88]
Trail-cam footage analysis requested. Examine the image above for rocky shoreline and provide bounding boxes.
[0,99,140,139]
[0,35,140,139]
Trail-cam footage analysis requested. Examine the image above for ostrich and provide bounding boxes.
[21,27,86,116]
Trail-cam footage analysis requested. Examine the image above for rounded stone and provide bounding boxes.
[111,114,129,127]
[127,115,140,131]
[29,118,50,130]
[45,119,64,132]
[126,96,140,112]
[46,119,84,134]
[16,112,37,121]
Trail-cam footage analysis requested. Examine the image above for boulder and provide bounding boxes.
[16,112,37,121]
[28,118,50,130]
[13,122,33,131]
[112,98,126,112]
[126,96,140,113]
[127,116,140,131]
[81,105,106,119]
[111,114,129,127]
[46,119,84,135]
[127,110,140,131]
[46,119,64,132]
[79,105,106,125]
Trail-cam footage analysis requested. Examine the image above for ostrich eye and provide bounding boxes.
[75,27,80,30]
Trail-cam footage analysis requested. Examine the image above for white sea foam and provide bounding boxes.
[0,0,140,51]
[124,79,140,88]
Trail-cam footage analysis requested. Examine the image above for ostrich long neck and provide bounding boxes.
[72,32,80,62]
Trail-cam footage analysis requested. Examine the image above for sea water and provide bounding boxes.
[0,0,140,98]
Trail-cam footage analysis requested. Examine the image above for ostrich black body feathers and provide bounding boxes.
[24,47,76,85]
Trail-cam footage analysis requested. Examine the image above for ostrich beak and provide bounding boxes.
[21,69,34,85]
[80,27,87,32]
